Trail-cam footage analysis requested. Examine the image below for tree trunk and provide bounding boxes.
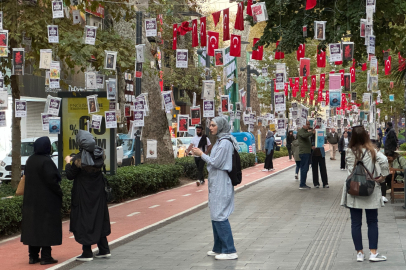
[11,73,21,189]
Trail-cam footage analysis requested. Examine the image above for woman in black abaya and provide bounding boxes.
[21,136,62,265]
[65,130,111,261]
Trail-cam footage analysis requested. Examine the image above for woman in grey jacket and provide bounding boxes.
[191,116,239,260]
[341,126,390,262]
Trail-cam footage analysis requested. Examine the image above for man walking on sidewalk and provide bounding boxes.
[187,125,212,186]
[327,128,339,160]
[297,120,314,190]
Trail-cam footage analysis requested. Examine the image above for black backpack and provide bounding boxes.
[345,150,376,196]
[220,138,242,186]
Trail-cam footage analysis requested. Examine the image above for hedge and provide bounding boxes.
[400,143,406,151]
[176,153,256,179]
[0,163,183,236]
[257,146,290,162]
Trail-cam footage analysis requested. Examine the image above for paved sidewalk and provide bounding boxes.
[71,158,406,270]
[0,155,296,270]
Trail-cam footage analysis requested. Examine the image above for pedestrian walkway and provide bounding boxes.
[69,158,406,270]
[0,156,296,270]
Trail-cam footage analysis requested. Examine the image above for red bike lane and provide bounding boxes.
[0,156,296,270]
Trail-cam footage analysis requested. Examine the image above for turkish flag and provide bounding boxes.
[335,61,343,65]
[310,89,314,101]
[230,34,241,57]
[385,56,392,75]
[212,11,221,27]
[247,0,253,16]
[320,74,325,90]
[303,76,308,91]
[317,50,326,67]
[275,51,285,59]
[292,87,297,98]
[329,71,335,74]
[200,17,206,47]
[301,88,305,98]
[362,63,367,71]
[207,31,219,57]
[306,0,317,10]
[350,67,356,83]
[310,75,316,91]
[178,21,192,35]
[284,83,289,97]
[296,44,305,61]
[318,89,323,102]
[192,19,198,47]
[223,8,229,41]
[399,52,406,71]
[252,38,263,60]
[172,24,177,50]
[235,1,244,31]
[295,77,300,91]
[339,69,345,86]
[352,59,356,68]
[289,77,293,88]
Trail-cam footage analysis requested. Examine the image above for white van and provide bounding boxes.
[0,137,58,183]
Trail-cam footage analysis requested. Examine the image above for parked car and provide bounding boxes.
[0,137,58,183]
[116,133,144,166]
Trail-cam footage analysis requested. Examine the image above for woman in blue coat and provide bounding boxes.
[263,131,275,171]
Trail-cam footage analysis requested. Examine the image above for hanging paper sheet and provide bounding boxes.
[48,117,61,134]
[47,25,59,43]
[84,26,97,45]
[52,0,64,19]
[176,49,188,68]
[203,100,215,117]
[329,43,342,62]
[145,18,157,37]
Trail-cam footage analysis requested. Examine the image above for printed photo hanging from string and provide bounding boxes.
[107,79,117,100]
[104,51,117,70]
[145,18,157,37]
[12,48,24,76]
[39,49,52,69]
[136,44,145,63]
[49,117,61,134]
[220,95,230,112]
[85,72,97,90]
[203,100,215,118]
[176,49,188,68]
[314,21,326,40]
[105,111,117,129]
[329,43,342,62]
[190,107,201,125]
[177,115,189,132]
[342,42,354,61]
[91,114,103,130]
[84,26,97,45]
[52,0,64,19]
[87,95,99,114]
[0,30,8,48]
[15,99,27,118]
[214,49,224,66]
[96,74,104,89]
[47,25,59,43]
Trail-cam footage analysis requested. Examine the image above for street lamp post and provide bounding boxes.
[240,65,259,108]
[134,11,142,166]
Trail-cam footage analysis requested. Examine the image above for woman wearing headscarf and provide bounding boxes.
[263,131,275,172]
[21,137,62,265]
[65,130,111,261]
[191,116,239,260]
[286,130,295,161]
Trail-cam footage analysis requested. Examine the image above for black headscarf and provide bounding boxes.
[76,130,104,166]
[34,136,52,156]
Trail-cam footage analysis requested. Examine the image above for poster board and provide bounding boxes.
[58,92,116,174]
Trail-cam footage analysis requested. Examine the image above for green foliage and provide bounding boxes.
[239,153,256,168]
[400,143,406,151]
[273,147,289,159]
[0,196,23,236]
[60,179,73,216]
[0,183,16,198]
[256,151,266,163]
[107,164,183,202]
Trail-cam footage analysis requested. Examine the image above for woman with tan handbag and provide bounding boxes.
[20,136,62,265]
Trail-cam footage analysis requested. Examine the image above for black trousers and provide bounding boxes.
[29,246,52,260]
[381,174,392,197]
[194,157,206,181]
[312,156,328,186]
[264,150,274,169]
[287,145,292,159]
[82,236,110,257]
[340,151,346,169]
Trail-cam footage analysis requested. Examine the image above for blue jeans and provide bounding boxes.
[350,208,378,251]
[299,153,311,187]
[295,161,301,174]
[211,220,236,254]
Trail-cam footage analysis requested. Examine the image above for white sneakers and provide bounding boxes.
[382,196,388,203]
[356,252,387,262]
[261,169,268,172]
[207,251,220,256]
[215,253,238,260]
[357,252,365,262]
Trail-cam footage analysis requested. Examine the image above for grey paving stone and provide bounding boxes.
[71,159,406,270]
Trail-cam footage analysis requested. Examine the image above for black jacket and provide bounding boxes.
[21,154,62,246]
[384,128,398,152]
[65,152,111,245]
[338,136,349,152]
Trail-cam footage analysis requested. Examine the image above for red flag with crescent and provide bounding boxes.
[317,50,326,67]
[172,24,177,50]
[235,1,244,30]
[296,44,305,61]
[207,31,219,57]
[223,8,230,41]
[306,0,317,10]
[247,0,253,16]
[350,67,356,83]
[289,77,293,88]
[212,11,221,27]
[252,38,263,60]
[302,76,308,91]
[284,83,289,97]
[399,52,406,71]
[192,19,198,47]
[200,17,206,47]
[295,77,300,90]
[230,34,241,57]
[385,56,392,75]
[318,89,323,102]
[320,73,325,90]
[362,63,367,71]
[310,75,316,91]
